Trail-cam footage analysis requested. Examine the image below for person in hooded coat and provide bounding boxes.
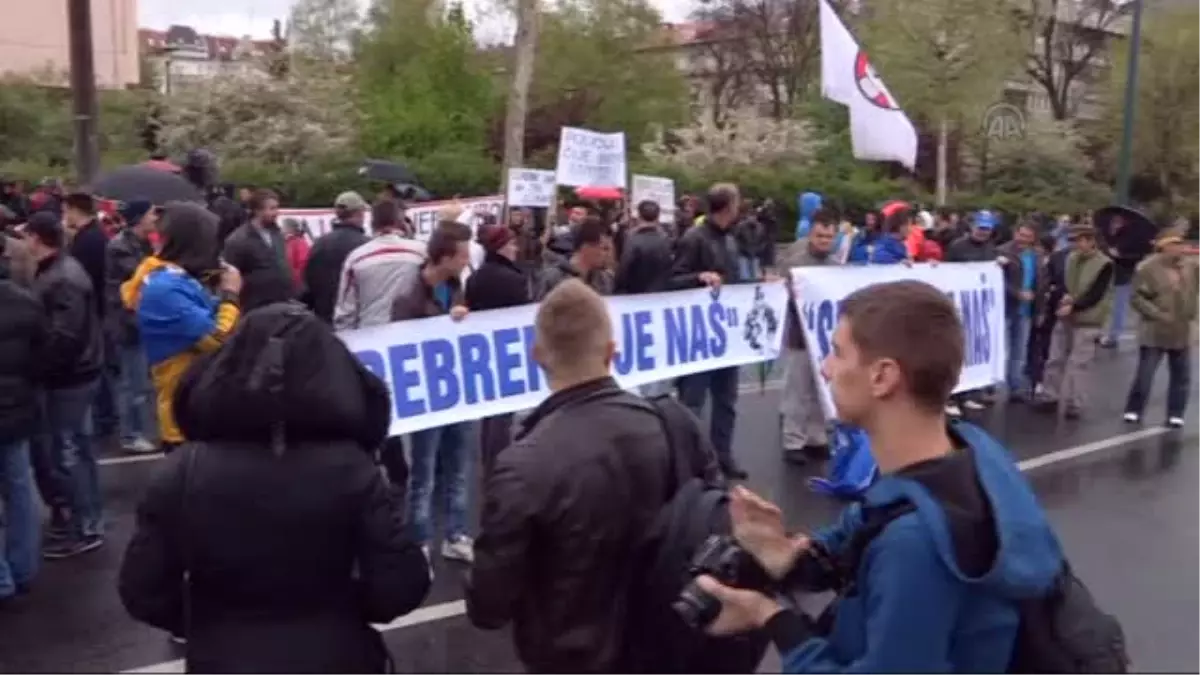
[118,303,431,673]
[121,203,241,453]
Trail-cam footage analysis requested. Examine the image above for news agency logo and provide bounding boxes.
[742,286,779,354]
[982,102,1026,141]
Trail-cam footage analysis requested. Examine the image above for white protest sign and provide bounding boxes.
[631,174,676,224]
[340,282,787,435]
[791,262,1007,419]
[506,168,556,208]
[555,127,627,189]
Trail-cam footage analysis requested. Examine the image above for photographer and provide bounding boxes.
[689,281,1064,672]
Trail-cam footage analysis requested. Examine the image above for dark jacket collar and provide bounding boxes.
[484,251,522,272]
[35,252,62,276]
[516,376,621,440]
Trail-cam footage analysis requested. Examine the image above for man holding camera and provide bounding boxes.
[691,281,1064,672]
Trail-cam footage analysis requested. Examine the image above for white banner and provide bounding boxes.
[791,262,1007,419]
[506,168,557,208]
[341,282,788,436]
[631,174,676,224]
[279,195,505,241]
[555,127,627,189]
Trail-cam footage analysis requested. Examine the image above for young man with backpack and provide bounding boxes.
[690,280,1127,673]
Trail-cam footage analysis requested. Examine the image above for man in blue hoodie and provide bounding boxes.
[692,279,1063,673]
[794,192,822,240]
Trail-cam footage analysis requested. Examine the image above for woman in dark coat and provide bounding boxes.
[118,302,430,673]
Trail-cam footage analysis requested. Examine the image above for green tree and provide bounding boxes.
[356,0,497,160]
[528,0,689,154]
[858,0,1024,203]
[288,0,362,63]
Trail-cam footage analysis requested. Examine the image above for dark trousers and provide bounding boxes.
[478,413,513,480]
[1027,315,1056,388]
[677,366,739,469]
[1125,347,1191,419]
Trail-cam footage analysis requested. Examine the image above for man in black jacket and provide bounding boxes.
[467,278,712,671]
[670,183,747,479]
[65,192,117,437]
[222,188,295,312]
[304,191,371,323]
[0,254,45,603]
[105,200,157,453]
[615,200,673,296]
[25,212,106,559]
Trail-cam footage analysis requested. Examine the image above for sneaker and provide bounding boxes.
[1064,406,1082,420]
[1167,417,1185,428]
[442,536,475,564]
[169,633,187,646]
[420,544,435,581]
[45,509,72,542]
[1123,412,1140,423]
[945,403,963,417]
[43,535,103,560]
[783,448,809,466]
[122,437,159,454]
[963,400,987,411]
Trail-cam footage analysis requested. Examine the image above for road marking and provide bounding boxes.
[120,424,1177,674]
[97,380,787,468]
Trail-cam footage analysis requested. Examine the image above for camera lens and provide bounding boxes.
[672,581,722,629]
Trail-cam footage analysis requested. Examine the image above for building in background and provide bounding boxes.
[139,26,277,94]
[0,0,140,88]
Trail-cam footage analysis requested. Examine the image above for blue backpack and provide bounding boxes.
[808,421,877,499]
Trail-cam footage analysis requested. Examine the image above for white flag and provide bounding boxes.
[819,0,918,170]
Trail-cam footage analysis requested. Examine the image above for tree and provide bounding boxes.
[287,0,362,63]
[672,22,757,125]
[501,0,540,172]
[641,106,822,171]
[1094,6,1199,215]
[1018,0,1121,121]
[356,0,496,160]
[859,0,1024,204]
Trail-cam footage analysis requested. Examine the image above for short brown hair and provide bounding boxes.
[249,188,278,214]
[535,278,611,374]
[427,220,472,263]
[372,199,402,232]
[706,182,740,216]
[839,280,963,411]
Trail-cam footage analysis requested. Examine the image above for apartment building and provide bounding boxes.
[139,25,276,94]
[0,0,140,88]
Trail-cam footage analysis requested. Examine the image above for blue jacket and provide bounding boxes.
[783,422,1063,673]
[846,231,909,265]
[795,192,823,240]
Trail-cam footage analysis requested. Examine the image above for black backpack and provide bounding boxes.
[841,500,1129,674]
[619,394,768,673]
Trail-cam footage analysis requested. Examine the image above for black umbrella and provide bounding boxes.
[360,159,417,184]
[393,183,431,202]
[91,165,203,205]
[1094,205,1157,258]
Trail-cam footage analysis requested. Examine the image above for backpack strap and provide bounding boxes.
[837,499,917,594]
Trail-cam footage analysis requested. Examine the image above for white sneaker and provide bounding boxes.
[124,437,159,454]
[1123,412,1140,423]
[442,536,474,564]
[420,544,434,581]
[963,400,987,411]
[1167,417,1185,428]
[945,403,963,417]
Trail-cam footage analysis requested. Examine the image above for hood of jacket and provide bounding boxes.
[174,302,391,452]
[863,422,1062,600]
[796,192,823,238]
[158,202,222,278]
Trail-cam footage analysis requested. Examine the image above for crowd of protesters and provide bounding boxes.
[0,164,1191,673]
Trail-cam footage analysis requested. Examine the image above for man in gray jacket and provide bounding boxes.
[333,200,425,331]
[776,209,839,464]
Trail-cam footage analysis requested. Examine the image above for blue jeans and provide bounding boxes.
[407,422,470,545]
[678,366,740,469]
[1125,347,1191,419]
[1007,314,1032,394]
[31,381,103,538]
[92,336,119,437]
[1106,283,1133,342]
[738,256,761,281]
[116,343,155,443]
[0,439,39,596]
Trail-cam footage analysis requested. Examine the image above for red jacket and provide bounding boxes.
[285,235,312,289]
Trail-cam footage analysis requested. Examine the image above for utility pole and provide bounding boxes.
[68,0,101,186]
[1114,0,1143,206]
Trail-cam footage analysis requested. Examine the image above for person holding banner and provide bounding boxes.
[536,216,614,299]
[670,183,748,479]
[777,210,840,465]
[333,200,425,332]
[390,221,475,564]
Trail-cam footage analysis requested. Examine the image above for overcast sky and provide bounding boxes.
[139,0,693,41]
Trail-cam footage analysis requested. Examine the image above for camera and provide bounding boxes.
[672,534,775,630]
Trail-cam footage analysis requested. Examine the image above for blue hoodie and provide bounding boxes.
[846,230,909,264]
[783,422,1063,673]
[795,192,822,240]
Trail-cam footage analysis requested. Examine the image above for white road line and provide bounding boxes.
[120,424,1176,674]
[97,381,786,468]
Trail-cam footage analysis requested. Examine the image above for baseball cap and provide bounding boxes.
[24,211,64,247]
[119,199,154,225]
[974,210,997,230]
[334,191,368,212]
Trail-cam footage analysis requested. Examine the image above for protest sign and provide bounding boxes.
[791,262,1007,419]
[555,127,627,189]
[506,169,556,208]
[279,195,505,241]
[631,174,676,223]
[340,282,787,436]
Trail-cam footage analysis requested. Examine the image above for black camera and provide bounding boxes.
[672,534,775,630]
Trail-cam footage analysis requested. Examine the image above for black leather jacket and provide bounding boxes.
[31,253,103,389]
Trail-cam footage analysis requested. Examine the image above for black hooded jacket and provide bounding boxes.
[0,262,44,442]
[303,221,370,323]
[118,303,430,673]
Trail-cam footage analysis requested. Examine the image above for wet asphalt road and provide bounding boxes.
[0,344,1196,674]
